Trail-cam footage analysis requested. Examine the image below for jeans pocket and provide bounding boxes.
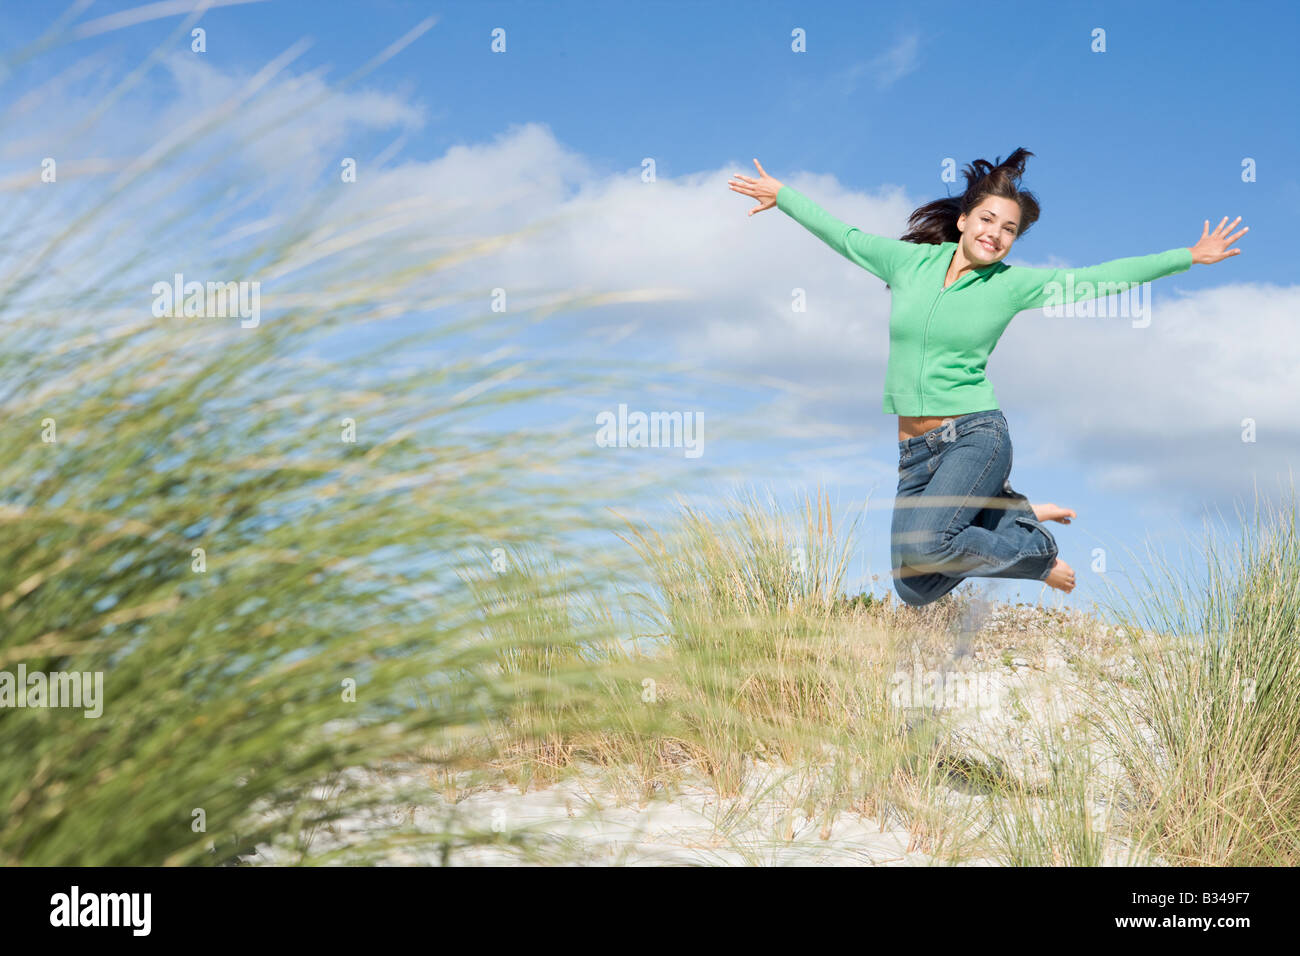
[899,457,925,483]
[962,419,1004,441]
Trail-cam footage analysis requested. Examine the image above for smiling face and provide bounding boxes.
[957,195,1022,264]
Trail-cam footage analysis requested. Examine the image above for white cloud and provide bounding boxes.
[839,34,921,93]
[13,48,1294,519]
[400,127,1294,514]
[870,33,922,89]
[153,51,426,181]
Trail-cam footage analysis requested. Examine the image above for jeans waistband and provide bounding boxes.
[898,409,1006,456]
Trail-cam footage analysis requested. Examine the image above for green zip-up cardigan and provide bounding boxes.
[776,184,1194,416]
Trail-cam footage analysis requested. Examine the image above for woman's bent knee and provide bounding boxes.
[893,568,958,607]
[895,585,933,608]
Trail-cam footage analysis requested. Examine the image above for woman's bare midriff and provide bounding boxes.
[897,413,992,442]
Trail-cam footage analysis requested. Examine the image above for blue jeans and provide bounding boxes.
[891,410,1059,607]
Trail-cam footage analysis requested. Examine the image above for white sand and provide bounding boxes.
[242,604,1163,866]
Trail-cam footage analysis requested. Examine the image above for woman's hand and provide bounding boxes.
[727,158,783,216]
[1189,216,1249,264]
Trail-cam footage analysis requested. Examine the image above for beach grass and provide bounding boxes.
[4,14,1297,869]
[0,25,682,865]
[454,480,1300,867]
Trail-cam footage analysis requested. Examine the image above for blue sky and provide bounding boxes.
[2,0,1297,621]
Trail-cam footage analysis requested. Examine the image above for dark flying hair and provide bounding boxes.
[899,147,1041,246]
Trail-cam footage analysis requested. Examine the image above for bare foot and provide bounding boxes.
[1044,558,1075,592]
[1031,502,1076,524]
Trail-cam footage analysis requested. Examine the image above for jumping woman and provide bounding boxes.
[728,148,1247,607]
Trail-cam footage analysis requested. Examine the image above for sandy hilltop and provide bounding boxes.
[240,601,1170,866]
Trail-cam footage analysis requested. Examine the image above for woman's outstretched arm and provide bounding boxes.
[1009,216,1249,311]
[728,158,919,285]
